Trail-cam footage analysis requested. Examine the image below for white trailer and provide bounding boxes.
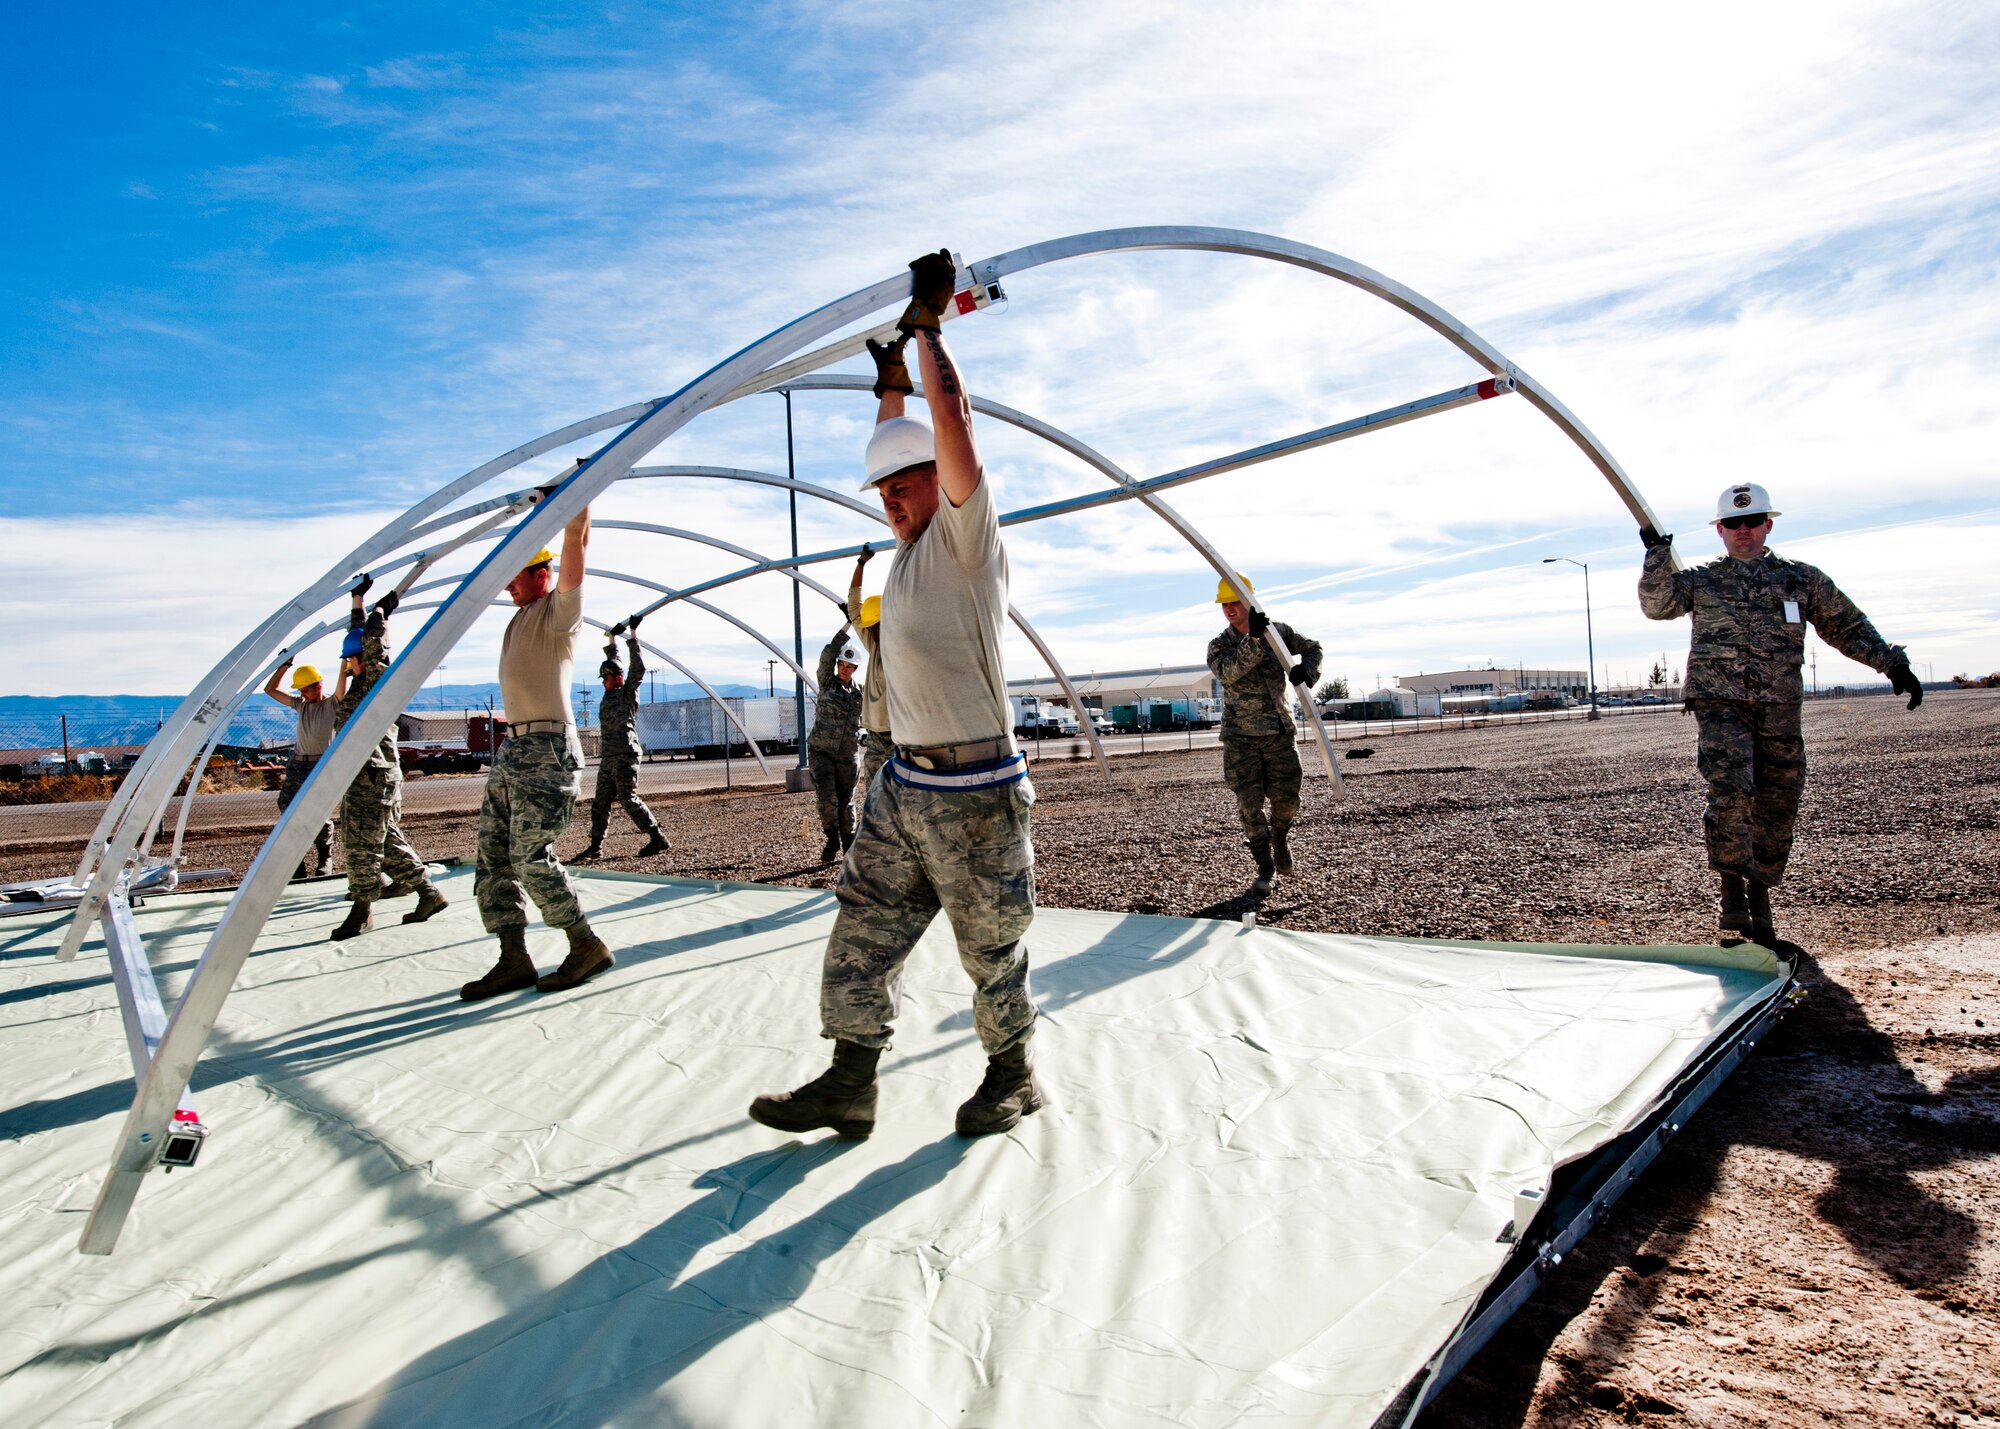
[637,696,810,758]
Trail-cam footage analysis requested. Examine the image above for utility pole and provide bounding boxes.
[766,660,779,698]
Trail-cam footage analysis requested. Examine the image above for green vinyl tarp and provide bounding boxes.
[0,870,1785,1427]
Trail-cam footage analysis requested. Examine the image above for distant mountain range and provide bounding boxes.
[0,683,771,751]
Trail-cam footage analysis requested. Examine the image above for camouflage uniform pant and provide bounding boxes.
[808,746,858,839]
[1691,700,1807,886]
[822,766,1037,1055]
[476,731,586,934]
[859,731,894,812]
[278,752,335,871]
[1222,730,1302,842]
[588,749,661,842]
[342,765,432,903]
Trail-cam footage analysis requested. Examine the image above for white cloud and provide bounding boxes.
[17,1,2000,700]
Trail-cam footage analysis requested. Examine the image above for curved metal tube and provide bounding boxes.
[63,408,649,922]
[769,377,1342,787]
[614,470,1113,782]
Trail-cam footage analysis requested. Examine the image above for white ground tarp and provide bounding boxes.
[0,870,1785,1427]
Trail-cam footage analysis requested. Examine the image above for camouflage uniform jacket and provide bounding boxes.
[1639,545,1904,703]
[1207,621,1322,739]
[808,629,863,757]
[598,634,643,759]
[333,608,400,774]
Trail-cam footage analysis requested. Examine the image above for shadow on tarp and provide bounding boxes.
[315,1136,969,1428]
[0,875,831,1140]
[1417,950,1992,1428]
[15,1117,787,1373]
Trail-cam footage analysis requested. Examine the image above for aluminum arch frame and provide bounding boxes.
[73,225,1660,1254]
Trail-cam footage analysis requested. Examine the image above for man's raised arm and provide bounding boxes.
[557,505,590,595]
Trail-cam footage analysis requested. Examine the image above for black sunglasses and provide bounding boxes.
[1718,513,1769,530]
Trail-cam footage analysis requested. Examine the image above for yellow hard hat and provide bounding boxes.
[1216,573,1255,604]
[519,548,555,575]
[859,595,882,629]
[291,665,323,690]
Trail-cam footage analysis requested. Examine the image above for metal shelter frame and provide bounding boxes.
[52,226,1666,1255]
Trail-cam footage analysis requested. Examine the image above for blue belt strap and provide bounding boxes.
[888,751,1029,791]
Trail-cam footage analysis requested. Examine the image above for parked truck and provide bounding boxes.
[636,695,812,759]
[1008,695,1079,739]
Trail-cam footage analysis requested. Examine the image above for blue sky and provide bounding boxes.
[5,1,1998,697]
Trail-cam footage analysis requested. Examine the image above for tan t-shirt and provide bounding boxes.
[499,586,584,726]
[295,698,335,757]
[880,475,1009,747]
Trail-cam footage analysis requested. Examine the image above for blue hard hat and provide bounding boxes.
[341,627,366,659]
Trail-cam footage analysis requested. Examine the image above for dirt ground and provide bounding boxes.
[24,691,2000,1425]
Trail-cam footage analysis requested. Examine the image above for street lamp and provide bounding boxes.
[434,664,448,711]
[766,659,780,698]
[1543,557,1599,721]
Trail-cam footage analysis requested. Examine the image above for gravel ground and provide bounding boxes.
[16,689,1998,1426]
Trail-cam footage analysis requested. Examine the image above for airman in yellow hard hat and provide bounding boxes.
[1207,572,1322,894]
[850,565,894,795]
[463,498,622,1002]
[264,656,335,878]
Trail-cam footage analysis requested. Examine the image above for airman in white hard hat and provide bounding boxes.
[752,247,1044,1143]
[1639,482,1921,948]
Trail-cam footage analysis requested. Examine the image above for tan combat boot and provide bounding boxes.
[461,928,537,1001]
[956,1038,1045,1137]
[402,884,449,924]
[1249,837,1276,896]
[330,901,372,941]
[749,1040,882,1138]
[1718,873,1752,946]
[537,920,614,992]
[1747,881,1778,948]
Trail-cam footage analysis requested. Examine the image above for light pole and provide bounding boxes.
[434,664,448,711]
[779,390,811,791]
[1543,557,1599,720]
[766,660,779,698]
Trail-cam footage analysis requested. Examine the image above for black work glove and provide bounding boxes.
[1246,609,1269,638]
[350,573,374,598]
[609,621,627,638]
[372,589,399,616]
[857,542,875,566]
[1288,664,1312,686]
[1887,663,1923,710]
[627,614,643,634]
[896,249,956,335]
[838,600,851,620]
[1639,524,1673,551]
[866,335,913,398]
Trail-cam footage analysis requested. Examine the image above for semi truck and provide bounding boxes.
[636,695,812,759]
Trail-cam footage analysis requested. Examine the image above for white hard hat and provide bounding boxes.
[838,644,861,665]
[861,417,937,490]
[1715,482,1781,521]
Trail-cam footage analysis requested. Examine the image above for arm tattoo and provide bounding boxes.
[923,331,961,398]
